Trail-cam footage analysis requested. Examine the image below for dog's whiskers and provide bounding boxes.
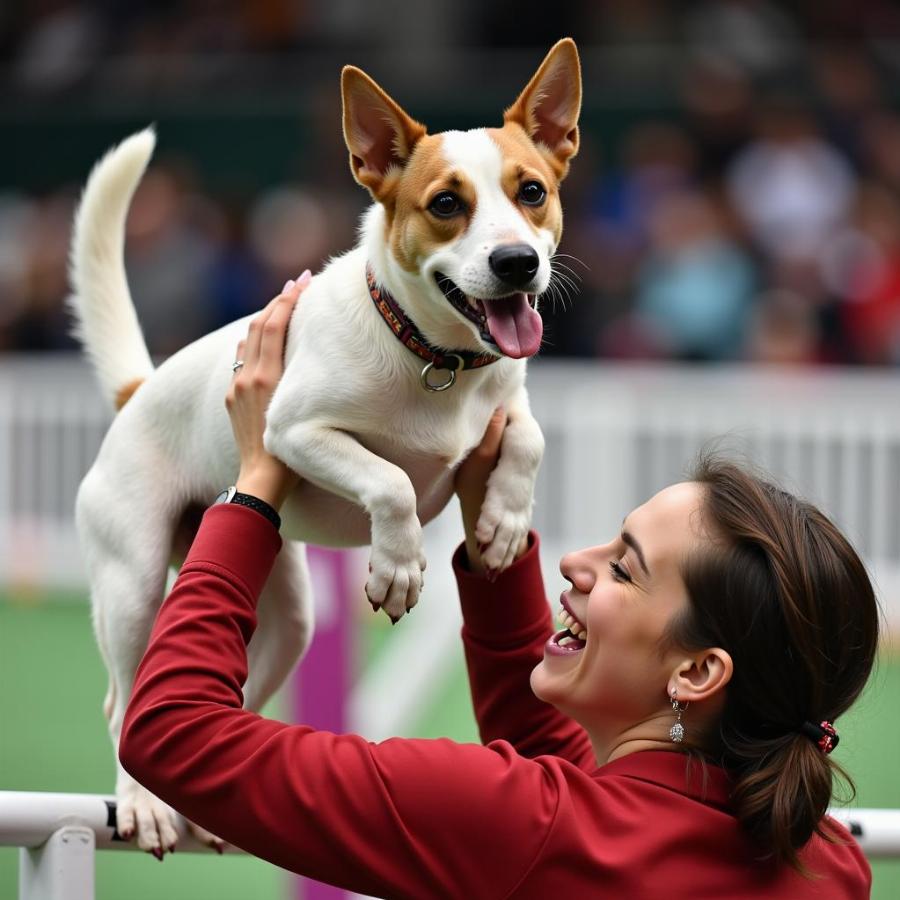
[552,251,589,272]
[545,258,580,314]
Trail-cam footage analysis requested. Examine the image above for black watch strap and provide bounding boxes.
[215,486,281,531]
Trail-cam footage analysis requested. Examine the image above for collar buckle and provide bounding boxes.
[420,355,464,392]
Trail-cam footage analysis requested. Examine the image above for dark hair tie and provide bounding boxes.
[799,720,839,754]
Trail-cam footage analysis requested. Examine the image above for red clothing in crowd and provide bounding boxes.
[120,504,870,899]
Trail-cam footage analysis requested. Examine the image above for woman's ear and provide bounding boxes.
[668,648,733,704]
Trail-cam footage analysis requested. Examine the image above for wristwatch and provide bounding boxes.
[213,486,282,531]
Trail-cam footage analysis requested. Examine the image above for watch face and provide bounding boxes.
[214,486,237,505]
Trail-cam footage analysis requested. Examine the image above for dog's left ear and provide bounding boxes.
[504,38,582,179]
[342,66,427,200]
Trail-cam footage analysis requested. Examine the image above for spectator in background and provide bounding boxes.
[591,122,697,257]
[125,164,220,356]
[679,56,755,177]
[727,103,856,266]
[840,182,900,365]
[633,188,756,361]
[812,46,882,168]
[744,289,822,365]
[8,190,78,351]
[0,195,37,351]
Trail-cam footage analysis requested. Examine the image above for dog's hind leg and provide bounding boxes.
[242,539,314,712]
[78,470,181,856]
[185,539,314,850]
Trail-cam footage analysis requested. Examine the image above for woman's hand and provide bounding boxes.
[225,272,311,510]
[454,408,508,573]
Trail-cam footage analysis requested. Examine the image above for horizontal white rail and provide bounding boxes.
[829,808,900,858]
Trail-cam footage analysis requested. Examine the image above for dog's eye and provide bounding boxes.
[519,181,546,206]
[428,191,464,218]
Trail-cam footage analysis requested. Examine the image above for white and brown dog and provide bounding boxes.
[69,39,581,854]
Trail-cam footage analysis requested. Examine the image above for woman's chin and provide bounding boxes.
[530,660,568,706]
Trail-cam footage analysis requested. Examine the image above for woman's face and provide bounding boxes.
[531,481,708,733]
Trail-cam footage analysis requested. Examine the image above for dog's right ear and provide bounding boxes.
[341,67,427,200]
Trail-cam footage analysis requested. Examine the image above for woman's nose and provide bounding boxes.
[560,544,610,592]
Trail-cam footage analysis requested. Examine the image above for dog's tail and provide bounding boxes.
[68,127,157,412]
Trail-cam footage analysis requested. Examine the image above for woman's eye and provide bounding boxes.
[429,192,463,217]
[609,560,632,582]
[519,181,546,206]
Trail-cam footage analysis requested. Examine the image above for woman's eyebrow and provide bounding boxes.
[621,521,650,576]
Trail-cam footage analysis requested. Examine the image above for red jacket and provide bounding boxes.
[120,504,870,899]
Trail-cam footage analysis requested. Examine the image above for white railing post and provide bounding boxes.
[20,825,95,900]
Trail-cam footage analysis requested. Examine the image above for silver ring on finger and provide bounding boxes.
[231,360,244,373]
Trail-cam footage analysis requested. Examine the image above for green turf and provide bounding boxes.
[2,595,898,899]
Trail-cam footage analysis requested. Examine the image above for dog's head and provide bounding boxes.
[342,39,581,359]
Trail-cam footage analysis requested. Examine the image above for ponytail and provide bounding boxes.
[670,454,879,872]
[728,732,844,871]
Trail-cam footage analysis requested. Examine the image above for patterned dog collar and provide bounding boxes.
[366,266,500,392]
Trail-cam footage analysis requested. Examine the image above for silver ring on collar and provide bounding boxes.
[232,360,245,373]
[420,356,464,392]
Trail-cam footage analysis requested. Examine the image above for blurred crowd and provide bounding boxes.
[4,1,900,365]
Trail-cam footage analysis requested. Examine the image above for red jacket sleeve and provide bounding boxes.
[120,505,559,900]
[453,535,595,770]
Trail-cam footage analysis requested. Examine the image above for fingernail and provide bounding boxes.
[369,600,381,612]
[283,279,294,292]
[151,847,164,861]
[169,845,176,854]
[390,614,400,625]
[297,269,312,286]
[214,843,224,856]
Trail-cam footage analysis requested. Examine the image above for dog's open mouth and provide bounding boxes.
[434,272,542,359]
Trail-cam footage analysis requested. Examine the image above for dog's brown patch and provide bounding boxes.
[487,123,564,245]
[388,134,478,273]
[115,378,145,411]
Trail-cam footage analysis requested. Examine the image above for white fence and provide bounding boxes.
[1,355,898,628]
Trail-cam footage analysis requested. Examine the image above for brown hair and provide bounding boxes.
[668,454,880,872]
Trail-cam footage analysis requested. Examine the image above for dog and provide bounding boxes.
[68,38,581,854]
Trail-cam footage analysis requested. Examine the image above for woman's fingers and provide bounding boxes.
[474,407,507,461]
[258,271,311,373]
[236,270,312,376]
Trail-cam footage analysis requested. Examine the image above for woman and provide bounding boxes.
[120,280,878,898]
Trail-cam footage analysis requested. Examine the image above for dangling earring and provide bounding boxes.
[669,689,688,743]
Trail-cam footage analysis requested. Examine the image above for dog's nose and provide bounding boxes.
[489,243,539,289]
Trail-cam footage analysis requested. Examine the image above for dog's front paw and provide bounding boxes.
[475,478,533,574]
[366,522,426,622]
[117,783,179,858]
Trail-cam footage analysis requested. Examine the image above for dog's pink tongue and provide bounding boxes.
[482,293,542,358]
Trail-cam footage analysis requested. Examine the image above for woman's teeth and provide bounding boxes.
[557,610,587,640]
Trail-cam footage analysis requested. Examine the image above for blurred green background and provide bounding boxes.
[1,589,899,899]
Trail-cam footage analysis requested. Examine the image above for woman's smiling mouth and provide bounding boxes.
[546,593,588,655]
